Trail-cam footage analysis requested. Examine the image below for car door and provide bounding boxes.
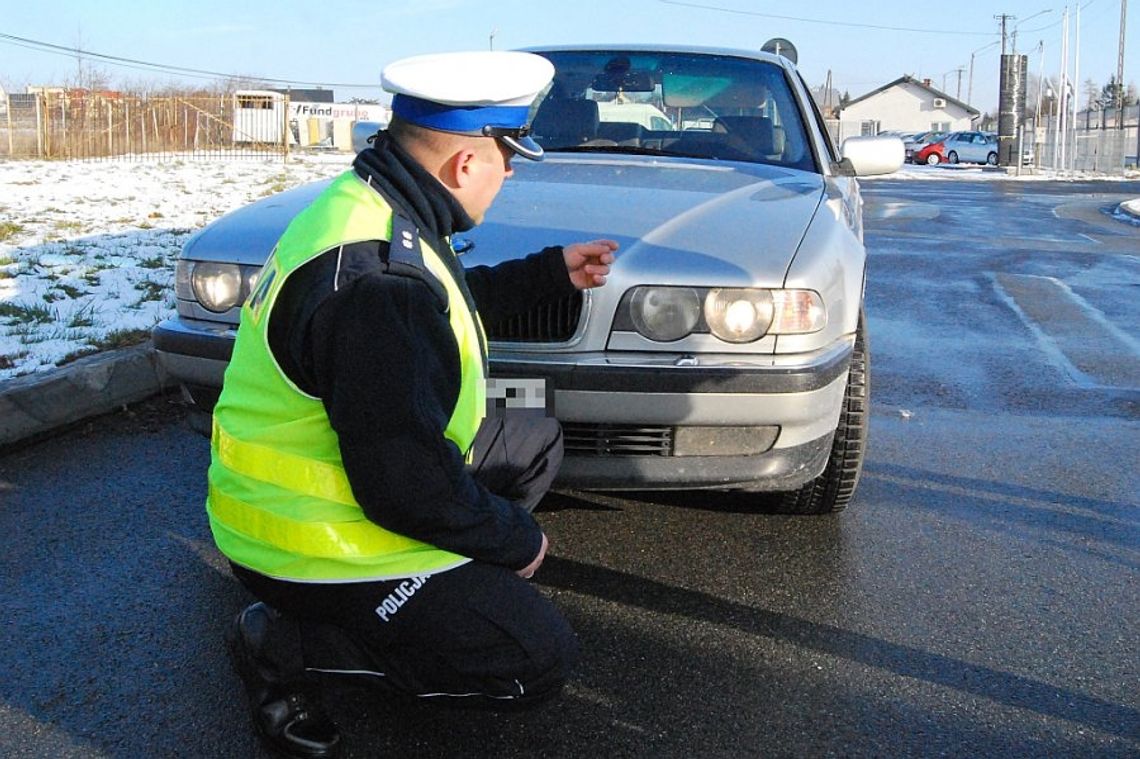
[957,132,980,162]
[945,132,967,162]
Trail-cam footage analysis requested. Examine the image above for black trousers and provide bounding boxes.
[231,413,578,708]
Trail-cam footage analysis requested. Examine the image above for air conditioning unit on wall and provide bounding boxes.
[932,98,947,108]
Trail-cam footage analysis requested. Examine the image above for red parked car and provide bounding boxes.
[913,139,947,165]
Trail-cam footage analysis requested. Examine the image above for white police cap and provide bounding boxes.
[382,51,555,160]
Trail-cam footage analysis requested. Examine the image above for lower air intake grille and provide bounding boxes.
[485,292,583,342]
[563,423,674,456]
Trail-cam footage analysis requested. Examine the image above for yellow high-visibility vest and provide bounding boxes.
[207,170,486,582]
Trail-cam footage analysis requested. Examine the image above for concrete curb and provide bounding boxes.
[0,342,172,448]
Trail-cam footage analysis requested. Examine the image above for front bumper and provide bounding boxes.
[495,339,852,490]
[154,314,852,491]
[152,316,233,407]
[556,431,833,491]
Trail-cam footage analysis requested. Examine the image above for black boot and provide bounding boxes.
[225,602,341,759]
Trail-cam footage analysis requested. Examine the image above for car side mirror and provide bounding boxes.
[836,135,905,177]
[351,120,385,153]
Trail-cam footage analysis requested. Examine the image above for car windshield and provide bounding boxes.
[529,49,817,172]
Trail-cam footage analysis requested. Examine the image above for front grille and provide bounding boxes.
[485,292,582,342]
[563,423,674,456]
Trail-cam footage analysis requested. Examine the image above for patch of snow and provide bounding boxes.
[0,153,348,380]
[875,163,1140,182]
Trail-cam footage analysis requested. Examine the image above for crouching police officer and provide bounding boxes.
[206,50,617,758]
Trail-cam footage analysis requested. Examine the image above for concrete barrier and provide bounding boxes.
[0,342,172,448]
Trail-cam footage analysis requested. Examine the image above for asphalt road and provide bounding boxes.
[1,175,1138,758]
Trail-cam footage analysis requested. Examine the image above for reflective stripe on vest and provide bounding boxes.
[206,170,485,583]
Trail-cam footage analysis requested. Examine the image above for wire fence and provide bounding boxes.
[2,90,290,161]
[1024,105,1140,175]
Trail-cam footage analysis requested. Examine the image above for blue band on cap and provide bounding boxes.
[392,94,530,133]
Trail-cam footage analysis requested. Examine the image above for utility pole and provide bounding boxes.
[1057,7,1070,170]
[1034,40,1046,163]
[1118,0,1128,129]
[995,13,1016,55]
[968,54,975,105]
[955,66,966,100]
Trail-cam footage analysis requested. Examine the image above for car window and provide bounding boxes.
[530,49,818,172]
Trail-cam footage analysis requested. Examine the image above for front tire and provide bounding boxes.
[777,312,869,515]
[925,153,940,165]
[947,151,959,164]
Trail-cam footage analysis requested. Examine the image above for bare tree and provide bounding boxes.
[1022,72,1050,117]
[65,26,112,92]
[1083,78,1102,111]
[218,75,275,94]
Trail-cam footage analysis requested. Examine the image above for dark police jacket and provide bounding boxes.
[265,132,575,571]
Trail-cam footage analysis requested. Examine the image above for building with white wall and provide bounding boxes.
[837,76,979,141]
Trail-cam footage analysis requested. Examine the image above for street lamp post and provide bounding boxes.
[1011,8,1053,54]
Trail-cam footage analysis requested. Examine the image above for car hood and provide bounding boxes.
[181,155,825,288]
[181,179,334,263]
[465,155,824,287]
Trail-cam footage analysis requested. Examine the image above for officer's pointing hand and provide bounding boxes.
[564,239,618,290]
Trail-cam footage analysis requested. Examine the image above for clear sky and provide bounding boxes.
[0,0,1134,114]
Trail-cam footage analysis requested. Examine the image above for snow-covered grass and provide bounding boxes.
[0,152,1136,382]
[885,162,1140,181]
[0,153,349,380]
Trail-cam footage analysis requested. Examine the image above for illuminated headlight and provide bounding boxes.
[191,262,243,313]
[616,286,826,342]
[630,286,702,342]
[704,289,773,343]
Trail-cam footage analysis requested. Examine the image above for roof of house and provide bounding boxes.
[843,75,980,116]
[269,88,335,102]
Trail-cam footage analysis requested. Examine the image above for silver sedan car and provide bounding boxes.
[941,131,999,165]
[153,44,902,514]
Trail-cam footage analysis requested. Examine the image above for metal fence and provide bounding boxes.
[1024,105,1140,175]
[2,91,290,160]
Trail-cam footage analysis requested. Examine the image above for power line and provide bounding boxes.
[657,0,994,36]
[0,34,226,83]
[0,30,379,89]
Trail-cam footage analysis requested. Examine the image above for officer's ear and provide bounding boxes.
[444,147,481,191]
